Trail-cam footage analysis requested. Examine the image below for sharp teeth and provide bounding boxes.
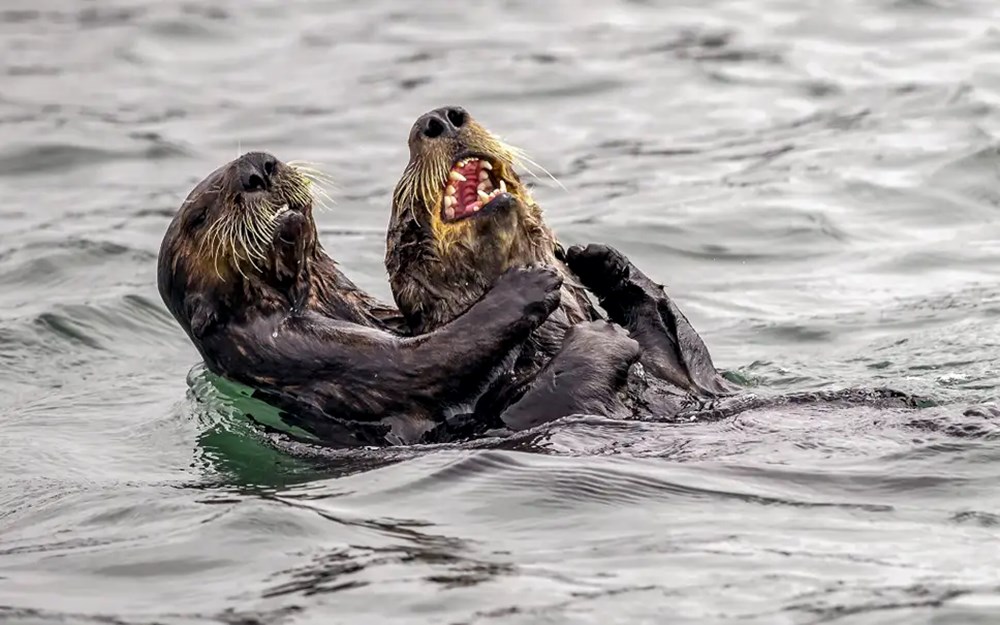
[444,206,455,220]
[478,170,489,181]
[445,184,456,196]
[477,189,490,202]
[276,203,290,214]
[499,179,507,193]
[481,161,492,170]
[449,171,466,182]
[472,202,481,212]
[444,196,456,208]
[477,181,489,192]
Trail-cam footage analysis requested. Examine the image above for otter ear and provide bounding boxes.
[185,294,219,340]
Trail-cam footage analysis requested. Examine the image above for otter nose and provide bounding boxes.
[417,106,468,139]
[236,152,278,192]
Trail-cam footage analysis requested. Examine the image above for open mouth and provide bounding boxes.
[273,199,308,217]
[441,156,510,222]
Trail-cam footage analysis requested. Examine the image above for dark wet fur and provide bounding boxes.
[387,109,924,432]
[159,152,636,446]
[387,108,634,424]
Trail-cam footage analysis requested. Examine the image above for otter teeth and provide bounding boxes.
[275,203,290,215]
[444,158,508,219]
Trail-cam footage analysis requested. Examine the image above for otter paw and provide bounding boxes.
[496,265,563,324]
[273,207,308,245]
[565,243,630,294]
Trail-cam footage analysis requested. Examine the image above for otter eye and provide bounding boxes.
[446,108,466,128]
[423,117,445,138]
[187,206,208,229]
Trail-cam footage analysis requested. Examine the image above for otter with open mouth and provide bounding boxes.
[387,107,736,426]
[158,152,640,445]
[387,108,922,428]
[388,107,596,346]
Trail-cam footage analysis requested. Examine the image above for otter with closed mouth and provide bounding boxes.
[386,107,920,428]
[158,151,640,446]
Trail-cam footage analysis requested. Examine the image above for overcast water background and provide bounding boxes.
[2,0,1000,623]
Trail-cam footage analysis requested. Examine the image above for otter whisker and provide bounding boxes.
[501,141,566,191]
[236,231,262,276]
[287,160,335,175]
[393,168,416,218]
[295,169,339,189]
[243,201,279,263]
[308,184,336,213]
[287,162,339,188]
[286,163,337,213]
[298,171,335,195]
[205,209,235,280]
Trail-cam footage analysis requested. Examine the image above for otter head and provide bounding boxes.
[392,106,555,258]
[389,107,559,331]
[157,152,319,342]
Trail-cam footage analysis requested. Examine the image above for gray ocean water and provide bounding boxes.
[2,0,1000,623]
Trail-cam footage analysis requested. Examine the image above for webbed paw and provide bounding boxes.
[494,265,563,326]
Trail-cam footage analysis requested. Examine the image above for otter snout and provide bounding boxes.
[235,151,279,193]
[414,106,469,140]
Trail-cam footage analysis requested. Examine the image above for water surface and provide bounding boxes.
[2,0,1000,623]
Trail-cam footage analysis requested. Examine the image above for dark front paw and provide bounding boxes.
[565,243,630,295]
[271,209,311,286]
[495,265,563,325]
[273,207,308,246]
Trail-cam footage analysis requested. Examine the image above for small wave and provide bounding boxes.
[0,139,188,177]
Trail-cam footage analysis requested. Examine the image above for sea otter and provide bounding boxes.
[386,107,735,424]
[385,108,929,428]
[159,152,640,446]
